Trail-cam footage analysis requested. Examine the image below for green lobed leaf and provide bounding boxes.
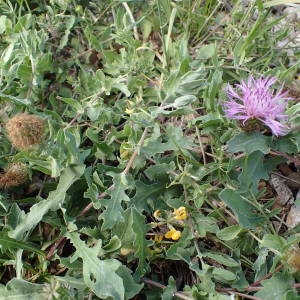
[260,234,287,254]
[58,15,75,49]
[192,213,219,237]
[218,189,265,229]
[66,231,125,300]
[270,135,297,154]
[9,165,85,240]
[216,225,243,241]
[0,278,49,300]
[131,180,168,212]
[0,232,44,256]
[116,266,143,300]
[112,209,136,251]
[161,277,177,300]
[142,125,194,158]
[0,91,30,106]
[253,248,269,282]
[131,208,151,278]
[196,44,216,60]
[102,235,122,254]
[237,151,269,193]
[173,95,197,108]
[202,252,240,267]
[101,173,130,230]
[58,97,84,114]
[254,273,296,300]
[111,207,151,278]
[227,132,271,154]
[0,15,7,34]
[212,267,237,283]
[166,228,194,260]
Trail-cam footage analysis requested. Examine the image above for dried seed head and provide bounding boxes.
[0,162,29,188]
[287,247,300,272]
[6,113,45,150]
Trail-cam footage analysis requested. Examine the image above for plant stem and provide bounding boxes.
[122,2,139,40]
[141,277,193,300]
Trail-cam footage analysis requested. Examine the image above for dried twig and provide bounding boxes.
[271,150,300,167]
[141,278,193,300]
[46,236,66,260]
[195,126,207,165]
[216,264,285,300]
[226,291,262,300]
[249,264,284,288]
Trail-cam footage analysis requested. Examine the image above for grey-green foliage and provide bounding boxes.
[0,1,299,299]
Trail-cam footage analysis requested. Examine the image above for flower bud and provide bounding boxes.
[0,162,29,188]
[173,207,188,220]
[6,113,45,150]
[165,228,181,241]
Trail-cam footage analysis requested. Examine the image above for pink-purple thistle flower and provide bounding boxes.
[223,76,291,136]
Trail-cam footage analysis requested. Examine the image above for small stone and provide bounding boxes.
[286,205,300,228]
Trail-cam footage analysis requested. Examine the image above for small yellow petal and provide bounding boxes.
[125,108,134,114]
[174,206,188,220]
[165,229,181,240]
[120,150,130,160]
[154,234,164,243]
[171,230,181,241]
[165,229,175,239]
[153,210,161,219]
[120,248,134,256]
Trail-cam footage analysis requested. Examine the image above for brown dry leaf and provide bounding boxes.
[286,172,300,189]
[270,173,294,206]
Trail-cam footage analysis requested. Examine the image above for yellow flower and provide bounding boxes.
[173,206,188,220]
[120,149,130,160]
[120,248,134,256]
[153,209,161,219]
[154,234,164,243]
[165,228,181,241]
[125,108,134,114]
[120,142,132,160]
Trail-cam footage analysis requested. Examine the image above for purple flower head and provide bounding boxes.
[223,76,291,136]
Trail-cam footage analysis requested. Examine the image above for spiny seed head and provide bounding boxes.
[6,113,45,150]
[0,162,29,188]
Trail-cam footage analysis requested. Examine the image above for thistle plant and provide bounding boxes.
[0,162,29,189]
[6,113,45,150]
[223,76,291,136]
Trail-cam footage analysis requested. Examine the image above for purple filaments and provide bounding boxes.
[223,76,291,136]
